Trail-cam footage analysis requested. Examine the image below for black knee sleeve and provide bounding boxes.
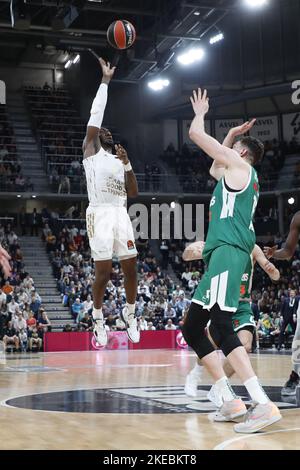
[182,302,215,359]
[209,304,242,357]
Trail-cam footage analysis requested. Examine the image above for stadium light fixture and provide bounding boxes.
[210,33,224,45]
[17,194,21,198]
[288,197,295,205]
[148,79,170,92]
[244,0,268,8]
[73,54,80,64]
[177,48,205,66]
[194,11,200,16]
[64,59,72,69]
[170,201,176,209]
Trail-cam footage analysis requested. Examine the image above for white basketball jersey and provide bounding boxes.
[83,147,127,207]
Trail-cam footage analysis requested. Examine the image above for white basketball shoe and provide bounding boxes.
[121,306,140,343]
[234,402,282,433]
[93,318,108,347]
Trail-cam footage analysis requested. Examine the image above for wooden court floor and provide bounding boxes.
[0,349,299,450]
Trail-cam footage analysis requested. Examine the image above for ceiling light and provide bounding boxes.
[177,48,205,66]
[73,54,80,64]
[64,59,72,69]
[244,0,268,8]
[148,79,170,91]
[210,33,224,45]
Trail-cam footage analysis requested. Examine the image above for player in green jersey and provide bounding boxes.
[183,241,280,415]
[182,90,282,432]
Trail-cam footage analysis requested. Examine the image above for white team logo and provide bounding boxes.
[241,273,249,282]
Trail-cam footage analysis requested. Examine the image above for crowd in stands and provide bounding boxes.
[35,208,298,349]
[143,163,162,192]
[0,199,298,352]
[42,213,187,333]
[165,234,299,350]
[24,85,86,194]
[0,105,30,192]
[0,223,51,352]
[161,142,214,193]
[161,137,298,193]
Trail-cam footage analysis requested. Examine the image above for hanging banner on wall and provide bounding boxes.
[215,118,243,142]
[0,80,5,104]
[282,112,300,142]
[182,120,211,145]
[249,115,279,141]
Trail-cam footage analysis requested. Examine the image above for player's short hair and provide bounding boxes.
[239,136,264,166]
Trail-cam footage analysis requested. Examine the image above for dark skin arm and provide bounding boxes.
[0,244,11,279]
[264,211,300,260]
[115,144,139,198]
[82,58,116,159]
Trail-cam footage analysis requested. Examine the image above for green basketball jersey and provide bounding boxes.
[239,254,254,302]
[203,166,259,263]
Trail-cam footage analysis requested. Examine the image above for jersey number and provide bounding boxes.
[220,187,236,219]
[249,195,258,231]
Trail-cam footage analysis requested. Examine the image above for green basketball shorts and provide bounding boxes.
[192,245,251,313]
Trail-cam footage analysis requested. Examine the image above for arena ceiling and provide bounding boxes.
[0,0,298,84]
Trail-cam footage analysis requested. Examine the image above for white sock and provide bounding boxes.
[191,362,203,377]
[92,308,103,321]
[215,376,236,402]
[244,376,269,405]
[127,303,135,315]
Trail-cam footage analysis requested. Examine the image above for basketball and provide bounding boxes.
[107,20,136,50]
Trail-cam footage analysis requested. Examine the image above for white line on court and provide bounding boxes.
[214,427,300,450]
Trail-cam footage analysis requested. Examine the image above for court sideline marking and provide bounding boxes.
[214,427,300,450]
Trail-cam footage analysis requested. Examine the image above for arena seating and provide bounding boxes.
[0,221,49,351]
[21,211,296,348]
[24,86,127,194]
[0,104,24,192]
[161,139,300,194]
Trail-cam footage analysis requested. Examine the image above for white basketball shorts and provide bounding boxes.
[86,205,137,261]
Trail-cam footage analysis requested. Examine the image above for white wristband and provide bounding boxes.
[124,162,132,172]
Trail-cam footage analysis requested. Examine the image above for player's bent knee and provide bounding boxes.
[182,302,208,347]
[209,304,242,356]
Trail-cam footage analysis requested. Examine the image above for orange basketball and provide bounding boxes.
[107,20,136,50]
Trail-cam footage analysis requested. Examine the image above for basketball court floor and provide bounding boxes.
[0,349,299,450]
